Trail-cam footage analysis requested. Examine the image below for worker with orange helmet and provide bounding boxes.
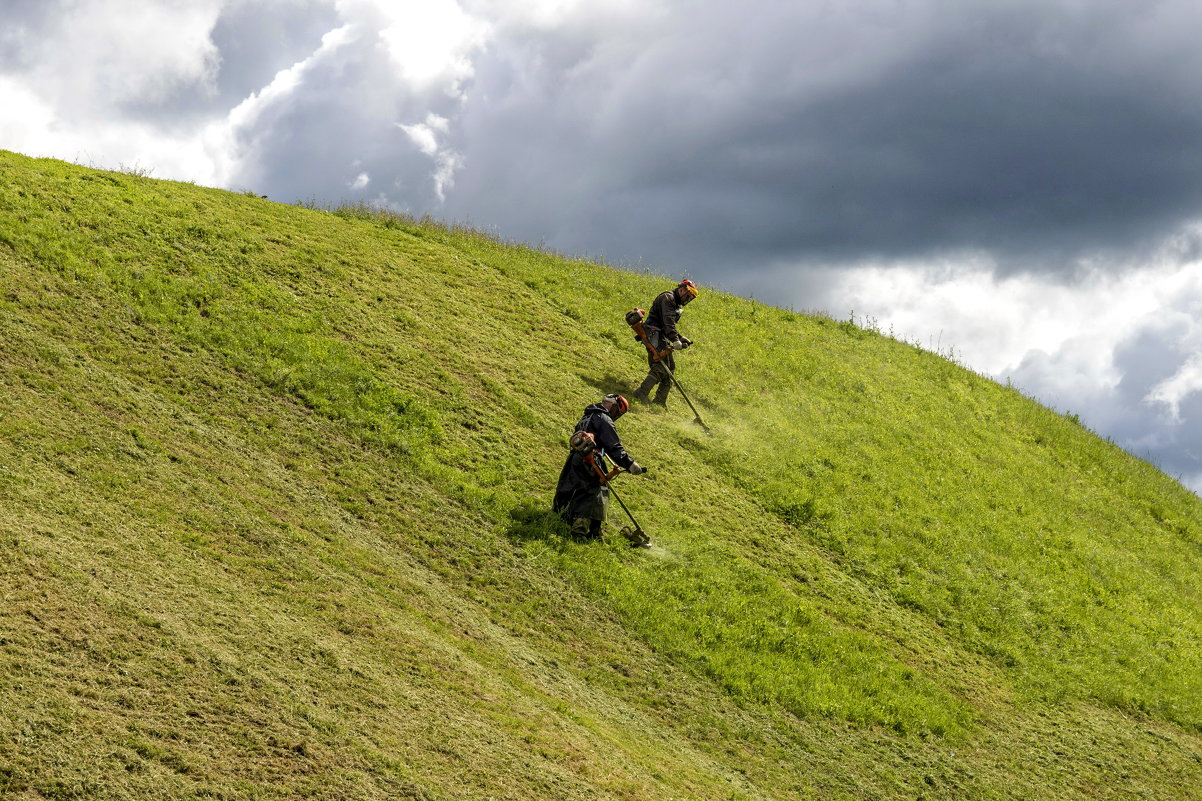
[553,393,645,540]
[632,279,699,407]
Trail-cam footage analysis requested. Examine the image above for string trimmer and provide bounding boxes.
[626,308,711,434]
[580,446,651,548]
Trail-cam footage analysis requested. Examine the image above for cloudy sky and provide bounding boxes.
[2,0,1200,493]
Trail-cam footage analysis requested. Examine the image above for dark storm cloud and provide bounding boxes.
[1113,326,1192,412]
[210,0,340,106]
[224,24,459,209]
[431,1,1202,281]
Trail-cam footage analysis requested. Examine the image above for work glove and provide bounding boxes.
[628,463,647,475]
[670,339,684,350]
[680,336,693,349]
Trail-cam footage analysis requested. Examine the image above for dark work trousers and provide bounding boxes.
[635,330,676,403]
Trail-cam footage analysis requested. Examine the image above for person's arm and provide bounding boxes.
[593,415,636,470]
[654,291,680,342]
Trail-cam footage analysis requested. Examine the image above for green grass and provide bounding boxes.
[1,149,1201,799]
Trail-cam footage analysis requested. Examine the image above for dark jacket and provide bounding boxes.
[645,289,683,343]
[553,404,636,521]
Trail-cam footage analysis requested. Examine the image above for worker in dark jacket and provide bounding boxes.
[553,394,646,539]
[633,279,698,406]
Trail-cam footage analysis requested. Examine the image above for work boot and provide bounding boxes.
[633,376,657,403]
[652,385,671,407]
[569,517,590,537]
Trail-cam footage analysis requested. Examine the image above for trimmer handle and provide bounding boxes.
[629,316,675,362]
[586,452,623,484]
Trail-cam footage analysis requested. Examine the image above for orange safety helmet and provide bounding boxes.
[604,393,630,419]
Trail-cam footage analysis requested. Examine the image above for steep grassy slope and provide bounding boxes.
[1,149,1201,800]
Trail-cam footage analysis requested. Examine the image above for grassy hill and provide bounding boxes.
[1,148,1200,800]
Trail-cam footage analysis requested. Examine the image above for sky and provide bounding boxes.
[2,0,1200,493]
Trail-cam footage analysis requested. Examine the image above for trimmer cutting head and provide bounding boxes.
[620,526,651,548]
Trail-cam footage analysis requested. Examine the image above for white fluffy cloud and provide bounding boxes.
[366,0,487,89]
[398,113,461,199]
[0,1,227,180]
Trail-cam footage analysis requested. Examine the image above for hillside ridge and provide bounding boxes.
[1,149,1201,800]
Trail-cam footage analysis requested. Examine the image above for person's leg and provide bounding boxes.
[633,369,658,401]
[651,353,675,405]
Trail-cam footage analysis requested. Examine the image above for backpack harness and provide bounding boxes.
[625,308,674,363]
[569,418,621,483]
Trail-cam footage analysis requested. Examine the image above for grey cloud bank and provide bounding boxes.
[1,0,1199,492]
[440,1,1202,277]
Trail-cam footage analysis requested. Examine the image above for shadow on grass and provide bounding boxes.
[579,373,643,399]
[506,503,569,545]
[505,503,612,553]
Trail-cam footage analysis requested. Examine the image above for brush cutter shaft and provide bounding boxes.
[587,454,647,536]
[661,364,710,432]
[607,483,645,536]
